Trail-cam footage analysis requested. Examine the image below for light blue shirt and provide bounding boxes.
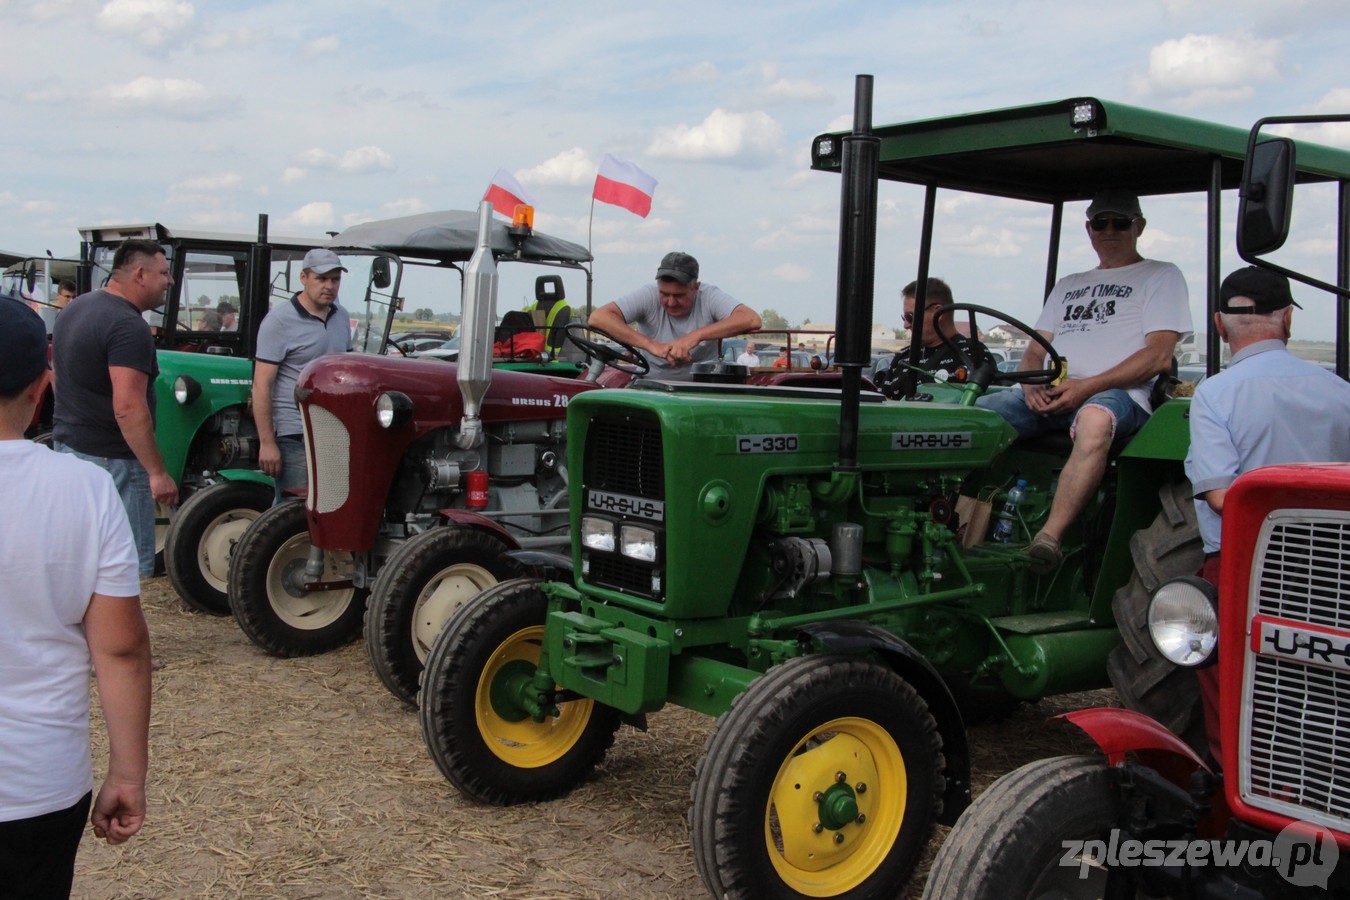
[1185,339,1350,552]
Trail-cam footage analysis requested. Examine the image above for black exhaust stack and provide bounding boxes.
[833,75,879,471]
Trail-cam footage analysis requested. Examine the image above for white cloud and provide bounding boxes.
[292,146,394,175]
[172,172,241,191]
[648,108,783,163]
[771,263,811,283]
[672,62,719,84]
[96,0,194,47]
[282,201,335,230]
[94,75,234,117]
[519,148,595,186]
[23,199,57,214]
[1132,33,1281,106]
[751,66,829,105]
[281,167,306,185]
[303,35,340,57]
[196,27,257,52]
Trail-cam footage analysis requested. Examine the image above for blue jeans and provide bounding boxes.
[273,434,308,506]
[975,387,1150,451]
[56,442,156,576]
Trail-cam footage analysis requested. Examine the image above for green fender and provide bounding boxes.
[215,468,274,486]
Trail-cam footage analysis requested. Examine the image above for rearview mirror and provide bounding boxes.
[1238,137,1296,257]
[24,261,36,293]
[371,256,392,290]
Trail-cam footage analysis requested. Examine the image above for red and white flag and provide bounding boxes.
[483,168,537,218]
[592,154,657,218]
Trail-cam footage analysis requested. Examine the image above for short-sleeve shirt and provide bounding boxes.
[1185,340,1350,552]
[612,282,742,378]
[51,289,158,458]
[255,295,352,436]
[1035,259,1192,411]
[874,334,998,399]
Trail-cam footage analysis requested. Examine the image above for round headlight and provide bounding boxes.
[375,391,413,429]
[1147,576,1219,667]
[173,374,201,405]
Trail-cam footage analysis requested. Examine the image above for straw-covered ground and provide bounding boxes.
[75,576,1109,899]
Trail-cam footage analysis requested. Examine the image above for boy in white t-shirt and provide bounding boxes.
[0,296,152,897]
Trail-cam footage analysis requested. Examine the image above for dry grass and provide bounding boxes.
[75,577,1111,899]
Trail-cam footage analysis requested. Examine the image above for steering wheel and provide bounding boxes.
[564,323,650,376]
[932,303,1063,387]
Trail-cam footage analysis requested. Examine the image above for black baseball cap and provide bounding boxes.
[1219,266,1301,314]
[0,296,50,395]
[656,251,699,285]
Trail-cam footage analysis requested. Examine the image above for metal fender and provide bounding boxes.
[503,548,572,576]
[1061,707,1211,774]
[214,468,274,486]
[795,620,972,824]
[438,508,524,549]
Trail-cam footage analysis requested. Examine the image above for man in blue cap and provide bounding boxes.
[0,297,152,897]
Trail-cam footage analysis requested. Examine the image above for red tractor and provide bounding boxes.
[924,114,1350,900]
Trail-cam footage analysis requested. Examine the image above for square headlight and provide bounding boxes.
[581,516,616,552]
[619,524,658,562]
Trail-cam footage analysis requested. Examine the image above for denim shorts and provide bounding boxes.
[975,386,1150,449]
[56,443,156,576]
[273,434,308,506]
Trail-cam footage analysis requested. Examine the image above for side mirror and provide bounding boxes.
[371,255,392,290]
[24,261,37,293]
[1238,137,1296,257]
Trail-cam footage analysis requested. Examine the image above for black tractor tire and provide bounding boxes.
[1108,480,1207,752]
[227,500,367,657]
[922,755,1122,900]
[165,480,274,615]
[690,656,944,900]
[364,527,524,705]
[418,577,621,805]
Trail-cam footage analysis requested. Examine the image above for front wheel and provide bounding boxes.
[364,527,524,705]
[690,657,944,899]
[922,755,1125,900]
[165,480,274,615]
[227,500,367,657]
[418,577,621,805]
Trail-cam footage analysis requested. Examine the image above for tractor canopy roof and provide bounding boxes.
[811,96,1350,202]
[78,222,324,251]
[328,210,592,267]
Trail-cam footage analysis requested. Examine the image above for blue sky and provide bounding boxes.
[3,0,1349,340]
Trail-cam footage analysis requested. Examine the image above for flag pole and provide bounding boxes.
[586,194,596,318]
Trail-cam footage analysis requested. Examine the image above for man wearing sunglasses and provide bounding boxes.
[873,277,996,399]
[977,190,1192,573]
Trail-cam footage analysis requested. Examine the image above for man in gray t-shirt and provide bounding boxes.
[252,248,352,504]
[589,251,761,379]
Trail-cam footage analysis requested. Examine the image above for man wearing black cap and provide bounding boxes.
[1185,265,1350,761]
[252,248,352,504]
[589,251,761,379]
[978,190,1192,571]
[0,297,152,896]
[216,299,238,331]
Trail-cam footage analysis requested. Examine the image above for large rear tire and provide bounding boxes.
[165,480,273,615]
[922,755,1126,900]
[364,527,523,705]
[690,656,944,899]
[1108,481,1206,752]
[418,577,620,805]
[227,500,367,657]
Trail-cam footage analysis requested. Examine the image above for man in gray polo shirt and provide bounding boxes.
[588,251,761,380]
[1185,265,1350,760]
[252,248,352,504]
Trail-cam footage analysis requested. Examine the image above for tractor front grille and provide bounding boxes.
[303,405,350,514]
[581,413,664,601]
[1241,510,1350,831]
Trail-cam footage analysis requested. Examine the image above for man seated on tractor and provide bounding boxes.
[874,277,996,398]
[977,191,1192,572]
[589,251,761,380]
[1185,266,1350,760]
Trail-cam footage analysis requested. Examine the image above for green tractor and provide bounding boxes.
[417,80,1350,898]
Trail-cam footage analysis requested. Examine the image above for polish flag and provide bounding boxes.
[592,154,657,218]
[483,168,537,218]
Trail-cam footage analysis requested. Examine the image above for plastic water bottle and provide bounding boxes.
[992,479,1028,543]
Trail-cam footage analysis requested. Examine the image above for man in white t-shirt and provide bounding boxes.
[0,296,152,897]
[735,341,762,367]
[978,191,1192,572]
[589,251,762,379]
